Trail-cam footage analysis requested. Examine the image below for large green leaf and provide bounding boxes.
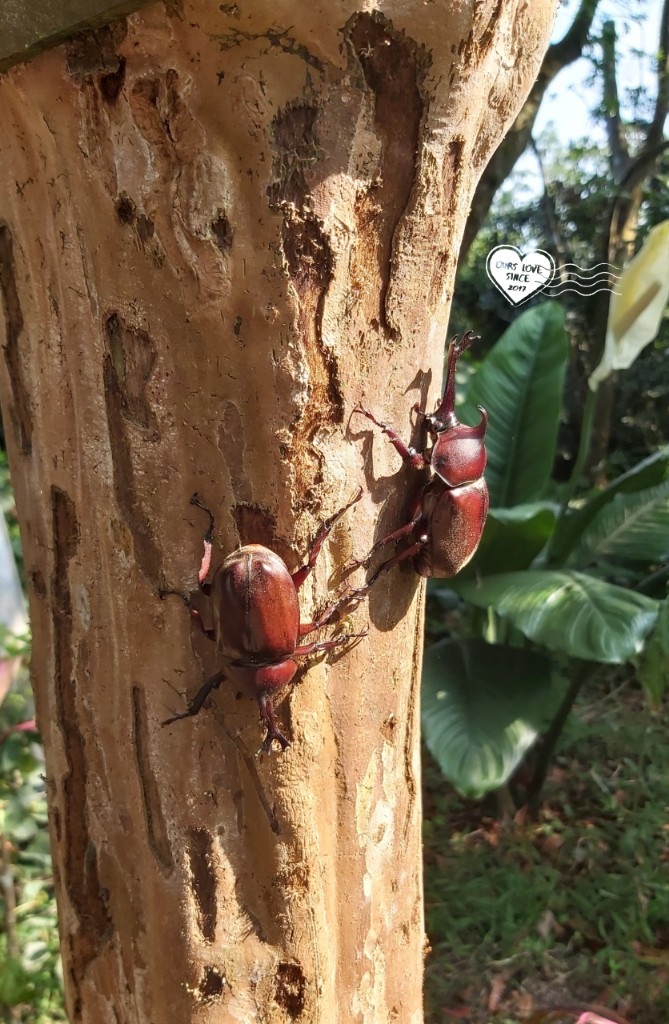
[549,446,669,564]
[462,503,557,576]
[567,480,669,567]
[462,302,568,507]
[638,595,669,706]
[453,570,658,663]
[422,639,556,797]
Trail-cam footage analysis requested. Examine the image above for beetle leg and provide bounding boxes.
[348,539,427,598]
[190,492,215,585]
[291,486,363,590]
[353,515,421,568]
[161,668,226,726]
[353,404,426,469]
[351,488,425,569]
[297,585,366,637]
[294,630,368,658]
[258,693,290,753]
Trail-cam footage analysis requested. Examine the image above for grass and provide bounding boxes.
[0,682,65,1024]
[423,673,669,1023]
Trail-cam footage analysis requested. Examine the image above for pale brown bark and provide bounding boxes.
[0,2,557,1021]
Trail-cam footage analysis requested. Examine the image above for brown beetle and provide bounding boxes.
[162,491,365,752]
[352,331,488,583]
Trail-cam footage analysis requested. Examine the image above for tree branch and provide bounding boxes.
[601,20,629,180]
[459,0,601,262]
[647,0,669,149]
[542,0,601,74]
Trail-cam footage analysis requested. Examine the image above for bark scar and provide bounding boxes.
[132,686,173,872]
[187,828,218,942]
[347,13,428,340]
[269,103,343,455]
[213,27,325,71]
[275,960,307,1019]
[51,487,112,1005]
[0,224,32,453]
[104,312,158,431]
[103,312,162,583]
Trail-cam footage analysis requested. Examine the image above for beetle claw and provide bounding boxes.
[257,694,290,754]
[259,728,291,755]
[161,707,192,726]
[339,628,369,643]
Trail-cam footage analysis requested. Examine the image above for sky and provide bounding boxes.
[509,0,665,195]
[535,0,664,145]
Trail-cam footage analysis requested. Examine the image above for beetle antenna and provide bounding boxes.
[190,493,215,542]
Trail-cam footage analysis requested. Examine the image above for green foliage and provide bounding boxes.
[454,133,669,479]
[460,302,568,506]
[423,682,669,1023]
[422,639,557,797]
[424,304,665,797]
[637,594,669,706]
[0,678,65,1022]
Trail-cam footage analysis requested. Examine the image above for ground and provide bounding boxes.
[423,670,669,1024]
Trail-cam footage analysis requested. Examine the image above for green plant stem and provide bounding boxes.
[527,661,595,815]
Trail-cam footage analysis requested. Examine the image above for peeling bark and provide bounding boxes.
[0,2,557,1021]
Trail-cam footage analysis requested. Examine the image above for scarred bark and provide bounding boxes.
[0,2,556,1021]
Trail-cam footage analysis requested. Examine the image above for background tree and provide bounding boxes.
[454,0,669,480]
[0,1,557,1021]
[459,0,602,264]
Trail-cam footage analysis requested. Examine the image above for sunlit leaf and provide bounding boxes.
[453,570,659,662]
[550,447,669,563]
[462,302,568,506]
[567,480,669,567]
[422,639,556,797]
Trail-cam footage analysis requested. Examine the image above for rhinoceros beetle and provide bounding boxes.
[352,331,488,583]
[162,490,366,752]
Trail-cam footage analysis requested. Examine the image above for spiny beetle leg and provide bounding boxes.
[190,492,215,585]
[298,585,365,637]
[347,539,427,600]
[353,404,426,470]
[291,486,363,591]
[294,630,368,658]
[355,513,422,567]
[258,693,290,753]
[349,488,425,570]
[161,668,225,726]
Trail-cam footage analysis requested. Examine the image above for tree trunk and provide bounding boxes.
[0,2,557,1021]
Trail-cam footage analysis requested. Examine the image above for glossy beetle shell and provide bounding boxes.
[210,545,300,663]
[415,477,489,578]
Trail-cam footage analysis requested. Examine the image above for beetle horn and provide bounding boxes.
[431,330,480,427]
